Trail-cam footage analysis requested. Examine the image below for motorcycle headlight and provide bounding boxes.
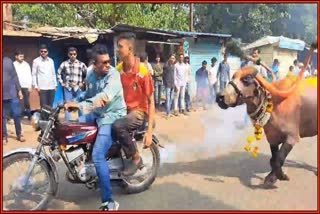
[31,112,41,131]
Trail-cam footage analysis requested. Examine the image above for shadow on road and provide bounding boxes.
[158,152,318,189]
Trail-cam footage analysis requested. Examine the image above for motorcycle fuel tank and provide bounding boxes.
[54,122,98,145]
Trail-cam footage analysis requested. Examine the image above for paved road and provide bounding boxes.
[3,105,318,210]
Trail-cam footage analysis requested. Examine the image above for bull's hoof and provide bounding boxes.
[276,170,290,181]
[264,172,277,188]
[277,172,290,181]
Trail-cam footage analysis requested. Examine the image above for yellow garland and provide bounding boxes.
[244,100,273,158]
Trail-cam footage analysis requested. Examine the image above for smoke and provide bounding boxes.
[160,105,251,164]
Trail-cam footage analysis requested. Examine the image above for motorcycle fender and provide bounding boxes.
[3,147,59,195]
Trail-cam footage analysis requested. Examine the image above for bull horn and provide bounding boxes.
[297,38,317,80]
[235,67,298,98]
[239,39,317,97]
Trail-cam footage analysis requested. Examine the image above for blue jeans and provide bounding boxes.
[3,98,22,140]
[79,113,113,203]
[185,83,191,110]
[165,87,175,115]
[154,80,163,107]
[219,80,227,92]
[64,88,82,121]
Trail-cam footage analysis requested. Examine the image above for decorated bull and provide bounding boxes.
[216,41,317,187]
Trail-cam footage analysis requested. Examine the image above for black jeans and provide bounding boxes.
[112,111,146,158]
[39,89,55,108]
[21,88,32,119]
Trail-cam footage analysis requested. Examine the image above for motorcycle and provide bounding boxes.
[3,104,161,210]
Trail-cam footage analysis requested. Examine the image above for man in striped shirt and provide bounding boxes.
[57,47,87,121]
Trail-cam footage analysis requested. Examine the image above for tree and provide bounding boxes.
[11,4,189,31]
[194,4,292,43]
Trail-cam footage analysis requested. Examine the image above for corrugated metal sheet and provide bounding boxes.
[3,30,42,37]
[173,30,232,38]
[243,36,305,51]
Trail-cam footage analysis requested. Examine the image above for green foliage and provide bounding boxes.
[194,4,316,44]
[12,3,189,31]
[12,3,317,44]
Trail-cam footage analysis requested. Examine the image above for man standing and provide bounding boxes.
[174,54,188,116]
[57,47,87,121]
[293,59,300,76]
[217,54,230,92]
[163,54,176,119]
[13,50,32,120]
[195,60,209,110]
[152,54,163,109]
[249,48,268,79]
[184,55,192,112]
[269,58,280,82]
[32,44,57,108]
[113,32,155,176]
[3,56,26,144]
[208,57,218,104]
[64,45,125,210]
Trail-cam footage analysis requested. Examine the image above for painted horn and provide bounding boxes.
[235,67,297,98]
[297,38,317,80]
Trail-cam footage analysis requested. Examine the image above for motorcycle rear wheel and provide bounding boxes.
[3,153,56,210]
[121,143,160,194]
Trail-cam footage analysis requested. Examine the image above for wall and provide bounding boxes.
[258,45,274,66]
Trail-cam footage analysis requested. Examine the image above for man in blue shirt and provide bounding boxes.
[64,45,126,211]
[269,58,280,82]
[3,56,25,144]
[196,60,209,110]
[217,54,230,92]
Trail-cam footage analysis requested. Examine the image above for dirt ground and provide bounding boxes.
[2,104,318,210]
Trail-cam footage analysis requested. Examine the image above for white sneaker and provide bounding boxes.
[100,200,120,211]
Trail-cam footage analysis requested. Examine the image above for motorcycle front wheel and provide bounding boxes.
[121,142,160,194]
[3,153,56,210]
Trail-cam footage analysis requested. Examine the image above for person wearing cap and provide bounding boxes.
[195,60,209,110]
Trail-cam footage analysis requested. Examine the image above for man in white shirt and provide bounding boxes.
[293,59,300,76]
[248,48,268,79]
[14,50,32,120]
[174,54,188,116]
[208,57,218,104]
[32,44,57,108]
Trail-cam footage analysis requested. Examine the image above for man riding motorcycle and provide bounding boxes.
[112,32,156,176]
[64,44,126,211]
